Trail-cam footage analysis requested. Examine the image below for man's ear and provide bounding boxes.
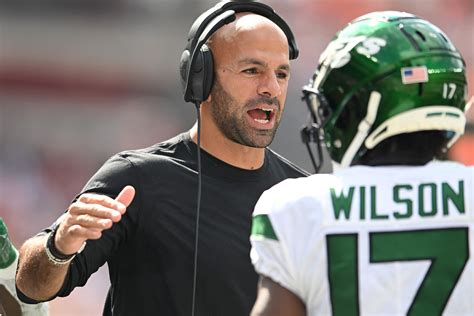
[199,94,212,110]
[204,92,212,103]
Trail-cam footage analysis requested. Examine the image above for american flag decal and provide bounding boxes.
[401,66,429,84]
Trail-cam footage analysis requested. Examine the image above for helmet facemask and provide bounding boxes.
[301,73,332,173]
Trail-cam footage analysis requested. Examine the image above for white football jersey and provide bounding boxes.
[251,161,473,316]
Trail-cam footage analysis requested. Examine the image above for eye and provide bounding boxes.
[243,68,258,75]
[276,71,289,80]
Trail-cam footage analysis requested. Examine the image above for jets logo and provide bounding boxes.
[319,36,387,69]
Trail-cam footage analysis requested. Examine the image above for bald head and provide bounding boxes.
[208,13,290,65]
[210,13,287,46]
[204,11,291,102]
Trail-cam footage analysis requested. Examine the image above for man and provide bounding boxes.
[15,1,307,315]
[0,218,48,315]
[250,11,473,316]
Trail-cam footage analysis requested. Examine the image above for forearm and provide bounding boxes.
[16,186,135,302]
[15,235,70,301]
[251,276,306,316]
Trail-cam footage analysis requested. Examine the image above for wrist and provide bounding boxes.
[44,226,85,265]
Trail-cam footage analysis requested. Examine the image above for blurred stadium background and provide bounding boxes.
[0,0,472,314]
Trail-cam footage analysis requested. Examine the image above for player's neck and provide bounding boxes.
[189,123,265,170]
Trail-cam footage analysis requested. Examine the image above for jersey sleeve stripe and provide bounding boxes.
[251,214,279,241]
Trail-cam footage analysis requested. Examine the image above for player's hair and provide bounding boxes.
[353,131,449,166]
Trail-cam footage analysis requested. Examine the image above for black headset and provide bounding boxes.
[179,1,299,103]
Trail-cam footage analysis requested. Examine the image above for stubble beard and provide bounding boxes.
[210,80,282,148]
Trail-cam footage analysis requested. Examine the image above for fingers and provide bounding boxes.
[69,201,122,222]
[55,186,136,254]
[67,211,113,229]
[78,193,126,215]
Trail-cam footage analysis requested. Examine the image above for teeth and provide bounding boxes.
[254,119,269,124]
[260,108,274,112]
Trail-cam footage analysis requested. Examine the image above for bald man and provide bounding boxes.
[15,2,307,315]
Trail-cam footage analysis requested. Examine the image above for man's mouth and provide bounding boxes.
[247,107,275,124]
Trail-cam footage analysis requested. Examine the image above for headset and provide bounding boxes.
[178,2,299,316]
[179,0,299,104]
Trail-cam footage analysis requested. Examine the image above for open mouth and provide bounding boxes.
[247,107,275,124]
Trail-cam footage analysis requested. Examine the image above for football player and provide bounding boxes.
[250,11,473,316]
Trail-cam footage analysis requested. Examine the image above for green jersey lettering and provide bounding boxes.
[331,181,466,221]
[442,180,465,215]
[393,184,413,219]
[331,187,355,220]
[359,186,366,220]
[419,183,437,217]
[370,186,389,220]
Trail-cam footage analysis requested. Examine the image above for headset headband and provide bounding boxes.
[185,1,299,60]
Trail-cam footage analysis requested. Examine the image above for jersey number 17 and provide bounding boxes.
[327,227,469,315]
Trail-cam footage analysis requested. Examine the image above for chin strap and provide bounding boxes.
[340,91,381,168]
[300,85,331,173]
[300,119,323,174]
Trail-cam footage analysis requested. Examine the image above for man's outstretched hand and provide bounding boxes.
[54,186,136,255]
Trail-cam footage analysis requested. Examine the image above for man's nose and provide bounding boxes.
[257,72,282,98]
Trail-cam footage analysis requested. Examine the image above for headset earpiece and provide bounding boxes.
[179,50,191,92]
[197,44,214,102]
[180,44,214,103]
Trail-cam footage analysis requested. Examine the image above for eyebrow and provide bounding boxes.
[238,58,290,71]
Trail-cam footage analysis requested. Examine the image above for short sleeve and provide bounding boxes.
[250,186,304,300]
